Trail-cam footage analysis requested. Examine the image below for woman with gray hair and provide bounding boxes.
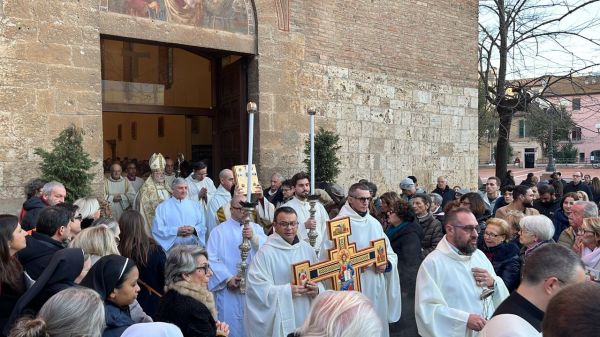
[288,290,382,337]
[156,245,229,337]
[519,215,555,259]
[8,287,105,337]
[74,197,101,230]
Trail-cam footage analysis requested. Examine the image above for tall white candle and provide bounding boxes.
[246,102,257,199]
[308,108,316,194]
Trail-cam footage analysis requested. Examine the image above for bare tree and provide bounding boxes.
[479,0,600,179]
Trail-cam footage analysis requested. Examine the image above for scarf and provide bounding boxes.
[167,281,217,319]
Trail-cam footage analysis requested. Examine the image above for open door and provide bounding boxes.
[214,58,247,172]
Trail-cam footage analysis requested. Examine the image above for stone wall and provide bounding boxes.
[254,0,480,192]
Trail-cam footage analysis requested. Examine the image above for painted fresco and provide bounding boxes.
[100,0,255,35]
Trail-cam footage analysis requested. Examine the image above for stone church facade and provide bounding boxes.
[0,0,478,213]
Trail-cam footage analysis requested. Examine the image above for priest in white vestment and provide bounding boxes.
[163,157,176,187]
[415,208,509,337]
[214,189,275,234]
[245,206,323,337]
[186,161,217,209]
[134,153,172,232]
[152,178,207,251]
[206,169,235,237]
[283,172,329,251]
[125,162,145,192]
[104,163,137,220]
[320,183,401,337]
[207,194,268,337]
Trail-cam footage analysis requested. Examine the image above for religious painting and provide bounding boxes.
[100,0,256,35]
[291,217,389,292]
[233,164,260,195]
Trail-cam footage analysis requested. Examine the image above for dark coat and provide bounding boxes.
[417,212,443,257]
[134,245,166,319]
[552,209,570,242]
[16,233,64,280]
[481,242,521,292]
[533,199,560,220]
[492,198,507,216]
[386,220,423,337]
[156,289,217,337]
[431,186,455,208]
[0,275,24,336]
[20,197,47,231]
[264,187,284,206]
[103,302,135,337]
[564,181,594,200]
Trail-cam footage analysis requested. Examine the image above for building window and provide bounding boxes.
[571,127,582,141]
[580,153,585,162]
[518,119,526,138]
[572,98,581,110]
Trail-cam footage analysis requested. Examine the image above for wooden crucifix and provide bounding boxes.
[292,216,388,292]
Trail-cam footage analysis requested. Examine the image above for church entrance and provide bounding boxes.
[100,36,249,177]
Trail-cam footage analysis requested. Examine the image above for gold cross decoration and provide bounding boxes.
[292,216,388,292]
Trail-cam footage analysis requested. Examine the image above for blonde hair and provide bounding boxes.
[505,210,525,234]
[576,191,590,202]
[69,226,119,256]
[583,217,600,236]
[294,291,382,337]
[485,218,511,241]
[74,197,100,220]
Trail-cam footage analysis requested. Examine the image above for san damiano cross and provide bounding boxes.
[292,216,388,291]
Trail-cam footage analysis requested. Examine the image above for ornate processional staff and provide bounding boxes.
[238,101,258,294]
[307,108,320,252]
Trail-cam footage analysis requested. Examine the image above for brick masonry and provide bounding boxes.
[0,0,478,214]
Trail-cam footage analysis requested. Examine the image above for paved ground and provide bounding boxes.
[478,164,600,184]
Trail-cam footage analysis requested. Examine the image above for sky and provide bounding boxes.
[479,0,600,80]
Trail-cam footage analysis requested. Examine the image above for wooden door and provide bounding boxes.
[214,58,247,172]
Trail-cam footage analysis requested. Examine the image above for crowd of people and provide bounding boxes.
[2,155,600,337]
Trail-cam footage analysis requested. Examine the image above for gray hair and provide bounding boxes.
[74,197,100,219]
[294,290,382,337]
[91,218,120,237]
[41,181,65,196]
[165,245,207,286]
[171,177,187,189]
[271,172,283,182]
[574,201,599,218]
[522,244,585,285]
[428,193,443,206]
[10,287,105,337]
[520,215,555,242]
[219,169,232,179]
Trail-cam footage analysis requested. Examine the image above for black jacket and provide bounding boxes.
[481,242,521,292]
[263,187,284,206]
[385,220,423,337]
[156,289,217,337]
[16,233,64,280]
[564,181,594,200]
[417,212,443,257]
[20,197,47,231]
[552,209,570,242]
[431,186,455,208]
[533,199,560,220]
[103,302,135,337]
[133,245,166,320]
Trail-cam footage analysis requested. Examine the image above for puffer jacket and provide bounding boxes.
[417,212,443,257]
[481,241,521,292]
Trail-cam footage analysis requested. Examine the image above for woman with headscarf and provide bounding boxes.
[4,248,85,335]
[0,215,27,336]
[80,255,140,337]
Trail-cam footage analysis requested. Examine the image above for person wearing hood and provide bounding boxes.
[319,183,401,337]
[385,199,423,337]
[80,255,140,337]
[411,193,443,257]
[415,208,509,337]
[245,207,323,337]
[4,248,86,335]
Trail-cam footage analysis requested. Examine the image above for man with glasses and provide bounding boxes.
[207,194,267,337]
[283,172,329,251]
[480,244,586,336]
[564,171,594,200]
[415,208,509,337]
[558,201,598,252]
[245,207,322,337]
[320,183,400,337]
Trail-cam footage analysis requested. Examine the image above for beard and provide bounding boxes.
[456,239,477,256]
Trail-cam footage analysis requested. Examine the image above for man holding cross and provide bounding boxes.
[245,206,322,337]
[320,182,401,337]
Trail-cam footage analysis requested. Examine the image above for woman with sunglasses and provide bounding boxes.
[156,245,229,337]
[480,218,521,292]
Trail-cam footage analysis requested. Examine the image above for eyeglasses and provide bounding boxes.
[350,195,372,203]
[484,232,502,238]
[73,214,83,221]
[276,221,299,228]
[451,224,479,233]
[195,264,211,274]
